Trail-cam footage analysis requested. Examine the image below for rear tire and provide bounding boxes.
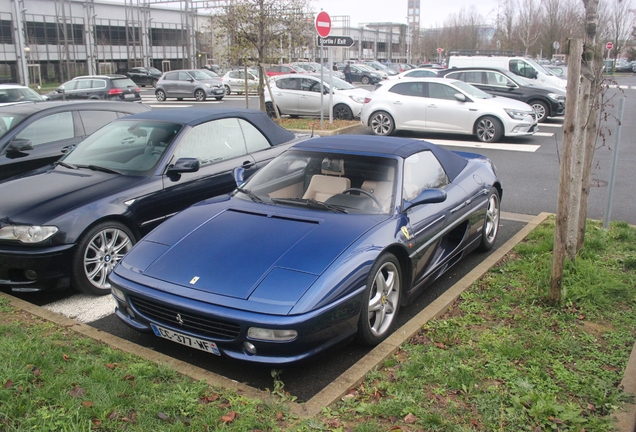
[475,116,503,143]
[224,85,231,95]
[333,104,353,120]
[215,96,223,101]
[71,221,136,296]
[265,102,279,118]
[361,76,370,85]
[369,111,395,136]
[155,89,166,101]
[356,253,401,346]
[477,187,500,251]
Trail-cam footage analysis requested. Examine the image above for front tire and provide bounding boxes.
[224,85,231,95]
[155,89,166,101]
[215,96,223,101]
[333,104,353,120]
[265,102,279,118]
[71,221,136,296]
[530,100,549,123]
[475,116,503,143]
[361,76,370,85]
[357,253,401,345]
[477,188,500,251]
[369,111,395,136]
[194,89,206,101]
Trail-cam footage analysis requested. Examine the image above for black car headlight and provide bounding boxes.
[0,225,58,243]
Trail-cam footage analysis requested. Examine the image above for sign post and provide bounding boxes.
[315,12,332,128]
[437,47,443,63]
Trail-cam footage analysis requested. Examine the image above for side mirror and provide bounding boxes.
[232,166,245,185]
[506,82,516,88]
[6,138,34,153]
[167,158,200,175]
[403,188,447,211]
[454,92,467,102]
[56,86,65,93]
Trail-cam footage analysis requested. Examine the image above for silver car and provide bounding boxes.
[360,77,538,143]
[264,73,369,120]
[155,69,225,101]
[221,70,259,95]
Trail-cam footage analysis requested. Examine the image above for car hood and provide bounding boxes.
[131,204,379,300]
[475,95,534,111]
[0,167,143,224]
[335,88,369,99]
[199,78,223,86]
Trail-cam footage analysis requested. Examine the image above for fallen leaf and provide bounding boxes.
[220,411,237,423]
[32,368,41,377]
[82,401,94,408]
[91,418,101,426]
[326,419,342,428]
[69,386,86,398]
[549,416,564,424]
[104,363,117,370]
[276,411,284,421]
[404,413,417,424]
[63,354,70,361]
[199,394,220,404]
[107,411,119,420]
[3,379,12,389]
[157,412,170,421]
[373,389,384,401]
[587,403,596,412]
[578,315,586,320]
[122,374,135,381]
[218,402,231,409]
[435,342,446,349]
[390,427,402,431]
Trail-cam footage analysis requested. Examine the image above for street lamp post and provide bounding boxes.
[24,46,31,87]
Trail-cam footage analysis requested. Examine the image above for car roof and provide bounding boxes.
[440,66,512,75]
[0,84,31,89]
[293,135,468,181]
[124,108,297,145]
[0,100,150,115]
[73,74,128,80]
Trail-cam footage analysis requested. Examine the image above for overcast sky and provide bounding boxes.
[311,0,500,28]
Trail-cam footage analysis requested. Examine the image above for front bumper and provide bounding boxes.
[110,271,363,365]
[505,121,538,137]
[0,243,75,291]
[206,87,225,97]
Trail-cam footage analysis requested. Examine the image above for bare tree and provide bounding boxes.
[493,0,517,51]
[516,0,543,55]
[213,0,312,111]
[607,0,636,59]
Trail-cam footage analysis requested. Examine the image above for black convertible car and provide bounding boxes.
[0,108,308,295]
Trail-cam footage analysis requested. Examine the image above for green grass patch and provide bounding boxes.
[275,117,359,131]
[1,219,635,431]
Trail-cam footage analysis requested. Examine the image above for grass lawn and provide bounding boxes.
[273,117,360,132]
[1,218,635,431]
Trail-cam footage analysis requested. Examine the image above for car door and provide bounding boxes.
[55,80,78,100]
[385,82,427,129]
[179,71,195,97]
[0,110,80,181]
[401,151,468,287]
[297,77,324,115]
[272,77,300,115]
[228,71,241,93]
[161,72,179,97]
[424,82,475,133]
[155,118,258,221]
[480,71,523,101]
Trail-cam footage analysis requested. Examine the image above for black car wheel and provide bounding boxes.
[71,221,136,296]
[333,104,353,120]
[369,111,395,136]
[215,96,223,101]
[475,116,503,143]
[477,187,501,251]
[530,100,549,123]
[224,85,231,95]
[194,89,206,102]
[155,89,166,101]
[361,76,371,85]
[265,102,280,118]
[151,79,158,88]
[356,253,401,345]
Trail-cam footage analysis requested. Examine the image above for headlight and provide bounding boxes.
[547,93,565,101]
[0,225,58,243]
[504,108,534,120]
[111,286,126,302]
[349,95,365,104]
[204,83,211,88]
[247,327,297,341]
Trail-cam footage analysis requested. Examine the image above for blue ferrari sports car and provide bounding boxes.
[110,135,502,364]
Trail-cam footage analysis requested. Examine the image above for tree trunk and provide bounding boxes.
[550,38,583,303]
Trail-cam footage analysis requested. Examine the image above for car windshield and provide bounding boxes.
[148,67,162,74]
[451,81,493,99]
[356,64,376,72]
[525,58,554,76]
[112,78,138,89]
[0,113,28,139]
[236,150,397,215]
[0,87,44,103]
[201,69,220,78]
[63,120,182,175]
[189,70,214,80]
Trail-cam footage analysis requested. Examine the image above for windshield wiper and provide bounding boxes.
[271,197,347,213]
[75,164,123,175]
[54,160,78,170]
[236,186,265,204]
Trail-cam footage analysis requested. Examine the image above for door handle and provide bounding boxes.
[427,104,437,108]
[242,161,255,169]
[392,101,402,105]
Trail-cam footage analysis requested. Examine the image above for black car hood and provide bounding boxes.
[0,167,144,224]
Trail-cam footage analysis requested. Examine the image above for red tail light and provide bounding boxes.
[108,88,123,95]
[135,87,140,93]
[363,97,371,104]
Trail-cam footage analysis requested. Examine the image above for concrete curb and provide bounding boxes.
[3,211,635,429]
[286,123,361,136]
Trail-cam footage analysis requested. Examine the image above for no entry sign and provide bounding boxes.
[315,11,332,38]
[606,41,613,50]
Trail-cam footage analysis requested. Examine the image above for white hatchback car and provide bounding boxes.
[221,70,259,95]
[360,78,538,143]
[265,73,369,120]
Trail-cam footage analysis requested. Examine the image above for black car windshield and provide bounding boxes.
[237,150,397,215]
[63,120,182,175]
[0,113,28,139]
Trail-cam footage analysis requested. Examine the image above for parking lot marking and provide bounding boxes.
[147,104,193,108]
[538,123,563,128]
[416,139,541,152]
[42,294,117,323]
[533,132,555,137]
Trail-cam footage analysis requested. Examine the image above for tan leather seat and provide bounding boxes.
[302,158,350,202]
[361,166,395,210]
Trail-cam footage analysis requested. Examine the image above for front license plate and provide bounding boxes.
[150,323,220,356]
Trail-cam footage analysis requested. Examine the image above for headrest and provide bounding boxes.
[149,127,171,145]
[386,166,395,181]
[321,158,345,176]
